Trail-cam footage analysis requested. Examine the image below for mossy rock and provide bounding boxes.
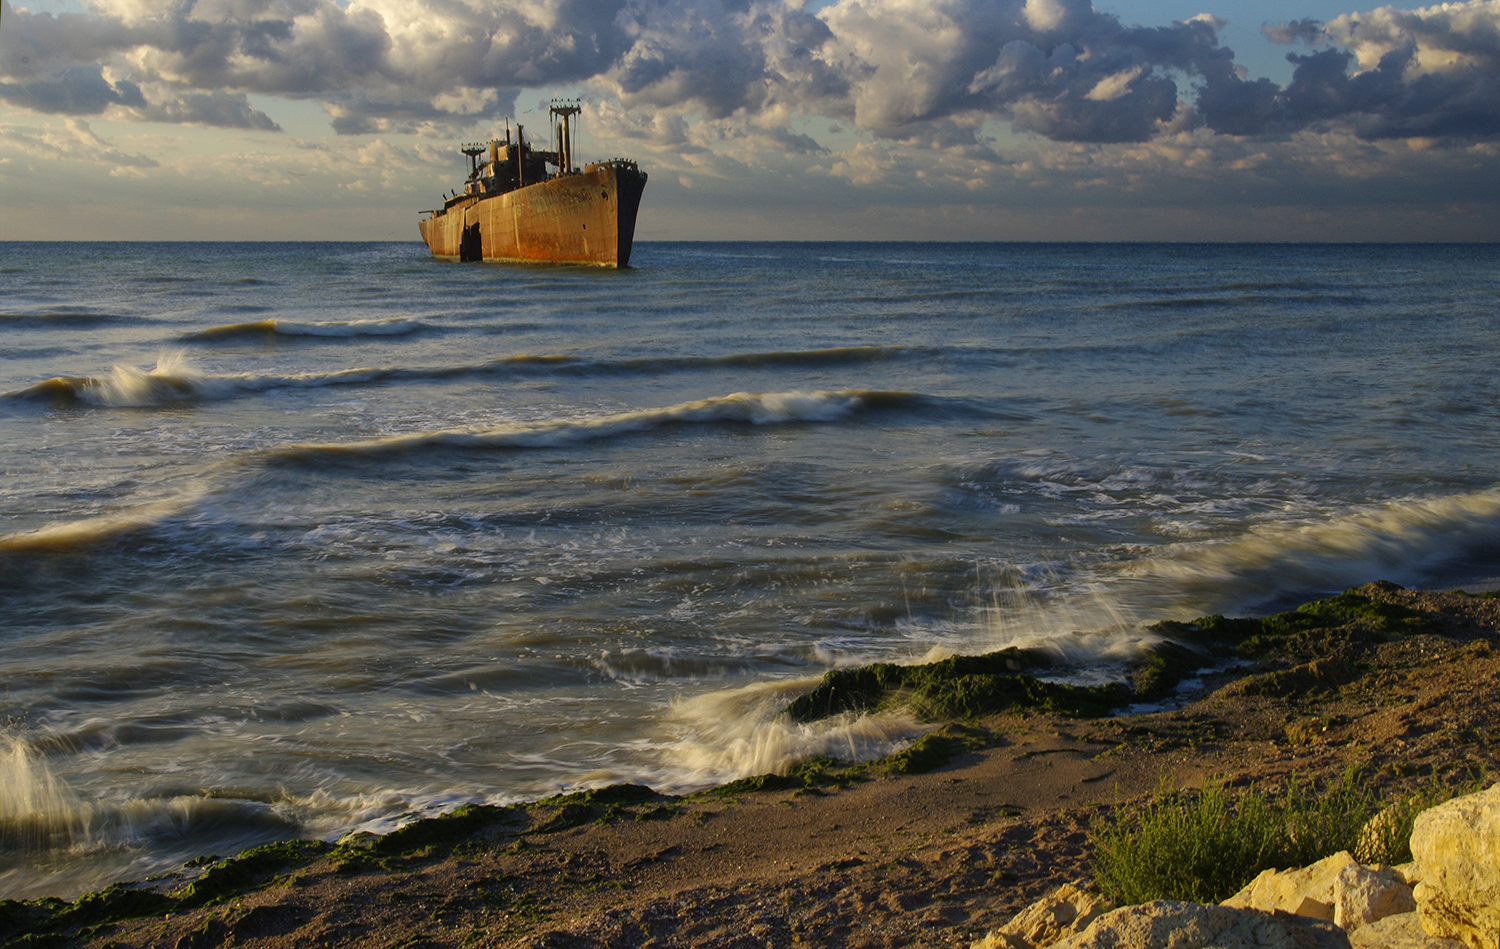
[783,648,1125,723]
[536,784,662,809]
[1130,640,1208,703]
[172,839,332,907]
[532,784,669,832]
[0,884,175,946]
[1239,586,1433,660]
[1148,614,1262,651]
[879,723,993,776]
[0,899,54,944]
[367,803,521,858]
[703,757,857,797]
[783,586,1440,727]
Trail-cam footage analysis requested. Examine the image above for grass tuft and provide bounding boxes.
[1089,767,1482,906]
[1090,779,1285,905]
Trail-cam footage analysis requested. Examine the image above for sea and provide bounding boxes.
[2,240,1498,900]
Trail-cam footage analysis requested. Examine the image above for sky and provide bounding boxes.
[2,0,1500,241]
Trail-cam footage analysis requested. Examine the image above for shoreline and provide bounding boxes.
[5,580,1500,948]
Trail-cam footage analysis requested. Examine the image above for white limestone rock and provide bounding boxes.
[1333,862,1416,932]
[1409,783,1500,949]
[1221,852,1357,920]
[1050,901,1350,949]
[972,882,1111,949]
[1348,912,1468,949]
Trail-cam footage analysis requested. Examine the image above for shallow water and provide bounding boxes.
[2,240,1499,899]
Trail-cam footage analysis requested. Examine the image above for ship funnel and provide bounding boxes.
[489,140,499,165]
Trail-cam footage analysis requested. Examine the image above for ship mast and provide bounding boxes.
[460,143,486,179]
[550,100,581,175]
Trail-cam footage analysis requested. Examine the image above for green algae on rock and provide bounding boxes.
[0,841,329,948]
[782,582,1438,727]
[781,648,1131,724]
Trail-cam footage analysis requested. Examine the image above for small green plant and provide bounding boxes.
[1090,779,1286,905]
[1088,767,1474,906]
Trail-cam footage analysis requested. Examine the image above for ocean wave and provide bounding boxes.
[0,733,298,900]
[461,345,930,379]
[1097,292,1371,312]
[0,737,87,855]
[0,389,938,555]
[0,485,214,556]
[0,733,294,857]
[0,728,468,900]
[648,678,927,794]
[1120,488,1500,611]
[3,354,394,408]
[182,317,426,341]
[3,346,940,409]
[270,389,923,461]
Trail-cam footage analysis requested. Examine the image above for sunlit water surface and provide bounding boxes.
[2,241,1498,898]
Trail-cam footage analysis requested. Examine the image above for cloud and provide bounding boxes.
[1,0,1499,150]
[1203,1,1500,140]
[606,0,847,122]
[1265,19,1325,46]
[1,116,159,168]
[0,64,145,114]
[116,89,283,130]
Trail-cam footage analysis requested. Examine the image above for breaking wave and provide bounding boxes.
[182,318,427,341]
[0,736,88,856]
[0,484,215,556]
[3,346,941,409]
[648,678,927,794]
[1119,488,1500,612]
[0,389,934,554]
[270,389,921,460]
[3,353,393,407]
[0,732,413,901]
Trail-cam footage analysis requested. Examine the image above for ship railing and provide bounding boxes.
[586,159,640,172]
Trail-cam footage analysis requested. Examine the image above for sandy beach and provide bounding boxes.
[9,581,1500,949]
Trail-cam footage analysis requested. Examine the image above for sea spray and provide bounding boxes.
[83,351,209,407]
[650,678,927,793]
[0,736,90,854]
[979,562,1157,659]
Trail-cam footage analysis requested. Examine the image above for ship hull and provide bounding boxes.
[419,163,646,268]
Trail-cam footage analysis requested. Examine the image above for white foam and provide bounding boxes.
[79,351,221,407]
[279,389,875,458]
[0,737,90,852]
[646,677,927,794]
[272,318,423,337]
[1121,488,1500,608]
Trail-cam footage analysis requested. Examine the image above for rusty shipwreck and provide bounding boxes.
[419,102,648,268]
